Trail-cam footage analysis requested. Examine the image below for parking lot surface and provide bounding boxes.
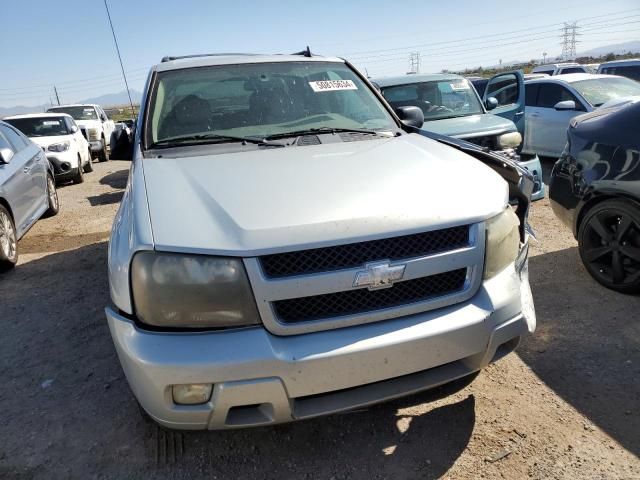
[0,160,638,479]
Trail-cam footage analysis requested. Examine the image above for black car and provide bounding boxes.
[549,100,640,293]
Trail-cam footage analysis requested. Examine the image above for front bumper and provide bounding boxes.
[517,154,545,201]
[47,151,78,180]
[107,260,535,430]
[89,139,104,153]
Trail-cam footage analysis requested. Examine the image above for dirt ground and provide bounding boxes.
[0,159,638,479]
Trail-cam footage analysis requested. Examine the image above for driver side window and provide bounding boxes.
[485,73,519,107]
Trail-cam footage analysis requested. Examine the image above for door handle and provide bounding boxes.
[530,113,540,117]
[514,111,524,117]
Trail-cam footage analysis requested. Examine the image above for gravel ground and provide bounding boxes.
[0,159,638,479]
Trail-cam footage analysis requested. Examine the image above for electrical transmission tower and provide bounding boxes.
[409,52,421,74]
[560,22,579,60]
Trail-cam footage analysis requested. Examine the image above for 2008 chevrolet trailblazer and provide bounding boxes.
[106,51,536,430]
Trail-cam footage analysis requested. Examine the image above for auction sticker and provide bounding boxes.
[309,80,358,92]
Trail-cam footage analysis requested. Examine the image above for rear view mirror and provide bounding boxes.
[554,100,576,111]
[395,106,424,128]
[0,147,14,164]
[485,97,499,110]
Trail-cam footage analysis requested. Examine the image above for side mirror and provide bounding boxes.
[0,147,14,164]
[395,106,424,128]
[554,100,576,111]
[70,125,79,133]
[101,115,108,122]
[485,97,499,110]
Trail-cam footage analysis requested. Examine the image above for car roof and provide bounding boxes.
[153,53,346,73]
[4,112,73,120]
[533,63,582,69]
[48,104,99,108]
[372,73,465,88]
[525,73,615,84]
[598,58,640,67]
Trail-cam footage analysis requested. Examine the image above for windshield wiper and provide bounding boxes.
[264,127,387,140]
[149,133,285,149]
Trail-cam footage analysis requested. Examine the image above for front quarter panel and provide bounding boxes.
[108,149,154,314]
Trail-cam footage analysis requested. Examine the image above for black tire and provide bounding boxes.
[0,204,18,272]
[73,155,85,184]
[98,136,109,162]
[44,174,60,217]
[83,149,94,173]
[578,199,640,293]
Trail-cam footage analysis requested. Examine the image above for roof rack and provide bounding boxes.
[291,46,312,57]
[160,53,257,63]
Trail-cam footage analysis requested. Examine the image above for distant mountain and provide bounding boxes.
[78,90,143,107]
[0,90,143,118]
[579,41,640,58]
[0,104,50,118]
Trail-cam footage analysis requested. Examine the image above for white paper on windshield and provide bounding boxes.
[43,121,60,126]
[308,80,358,92]
[450,81,470,91]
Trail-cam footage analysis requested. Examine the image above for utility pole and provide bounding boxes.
[103,0,136,117]
[54,86,61,105]
[543,51,547,63]
[409,52,421,74]
[560,22,579,61]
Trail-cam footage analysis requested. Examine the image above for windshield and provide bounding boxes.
[601,65,640,82]
[381,79,484,121]
[572,77,640,107]
[5,117,70,137]
[48,106,98,120]
[145,61,397,147]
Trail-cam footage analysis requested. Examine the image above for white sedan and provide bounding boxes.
[4,113,93,184]
[522,73,640,157]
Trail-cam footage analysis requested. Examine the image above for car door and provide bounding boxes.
[482,71,525,136]
[99,107,115,142]
[0,127,39,236]
[65,117,86,164]
[525,82,586,157]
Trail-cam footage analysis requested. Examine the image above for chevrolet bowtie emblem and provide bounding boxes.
[353,261,406,290]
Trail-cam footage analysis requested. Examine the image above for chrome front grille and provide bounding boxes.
[244,223,485,335]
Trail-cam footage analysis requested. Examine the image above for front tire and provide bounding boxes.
[83,148,94,173]
[98,136,109,162]
[578,199,640,293]
[44,174,59,217]
[0,205,18,272]
[73,155,85,184]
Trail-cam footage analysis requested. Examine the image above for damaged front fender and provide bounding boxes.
[411,128,535,242]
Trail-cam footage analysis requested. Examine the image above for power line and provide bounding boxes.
[103,0,136,117]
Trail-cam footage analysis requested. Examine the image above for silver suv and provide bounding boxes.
[106,52,536,430]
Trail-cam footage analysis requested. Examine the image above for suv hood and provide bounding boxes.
[422,114,515,139]
[142,134,508,255]
[75,119,101,129]
[29,135,72,149]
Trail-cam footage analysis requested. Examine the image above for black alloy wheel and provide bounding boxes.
[578,199,640,293]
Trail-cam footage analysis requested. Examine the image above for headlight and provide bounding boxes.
[131,251,260,328]
[496,131,522,149]
[484,208,520,279]
[88,128,100,140]
[47,141,70,152]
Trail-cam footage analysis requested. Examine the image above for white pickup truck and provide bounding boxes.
[47,104,115,161]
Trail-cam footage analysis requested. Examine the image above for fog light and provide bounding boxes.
[172,384,213,405]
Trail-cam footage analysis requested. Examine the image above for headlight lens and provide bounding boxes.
[496,131,522,149]
[47,141,70,152]
[484,208,521,279]
[131,251,260,328]
[88,128,100,140]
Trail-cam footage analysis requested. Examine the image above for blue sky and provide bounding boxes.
[2,0,639,108]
